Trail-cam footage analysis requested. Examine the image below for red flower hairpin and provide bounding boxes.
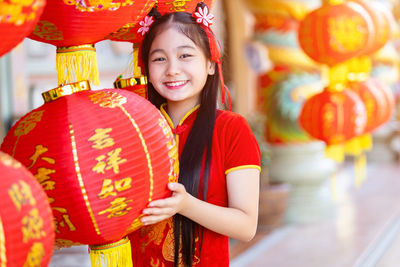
[193,5,214,27]
[138,15,155,36]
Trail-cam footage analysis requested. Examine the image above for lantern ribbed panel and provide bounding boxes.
[368,78,395,124]
[0,0,46,56]
[157,0,214,14]
[298,2,373,66]
[0,152,54,266]
[299,89,367,145]
[349,78,392,133]
[352,0,392,55]
[1,89,178,247]
[28,0,149,47]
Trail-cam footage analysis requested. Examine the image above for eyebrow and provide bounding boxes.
[149,45,196,56]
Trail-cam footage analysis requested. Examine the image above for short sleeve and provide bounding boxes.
[223,113,261,174]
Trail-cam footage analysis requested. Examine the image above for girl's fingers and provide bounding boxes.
[141,214,171,225]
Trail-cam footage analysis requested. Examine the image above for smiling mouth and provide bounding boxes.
[164,80,188,89]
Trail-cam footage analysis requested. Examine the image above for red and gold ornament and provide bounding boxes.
[298,1,374,66]
[28,0,150,85]
[1,81,178,267]
[0,152,54,267]
[349,77,394,133]
[299,88,367,145]
[0,0,46,57]
[351,0,395,55]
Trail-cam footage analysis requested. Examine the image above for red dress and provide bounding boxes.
[128,104,261,266]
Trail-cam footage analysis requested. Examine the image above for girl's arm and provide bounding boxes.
[141,168,260,242]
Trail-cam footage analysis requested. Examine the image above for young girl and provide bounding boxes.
[128,3,261,266]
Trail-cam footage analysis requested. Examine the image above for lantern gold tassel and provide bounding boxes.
[56,44,100,86]
[89,237,133,267]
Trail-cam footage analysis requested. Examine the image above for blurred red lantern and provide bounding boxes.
[349,77,394,133]
[369,77,396,123]
[1,82,178,266]
[351,0,394,55]
[27,0,149,85]
[299,88,367,145]
[298,1,373,66]
[0,151,54,267]
[0,0,46,57]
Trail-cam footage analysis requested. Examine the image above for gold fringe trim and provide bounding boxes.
[89,237,133,267]
[56,44,99,86]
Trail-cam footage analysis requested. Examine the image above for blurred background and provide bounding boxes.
[1,0,400,266]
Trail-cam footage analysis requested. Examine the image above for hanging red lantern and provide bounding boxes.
[0,0,46,57]
[0,151,54,267]
[298,1,374,66]
[27,0,149,85]
[299,88,367,145]
[351,0,394,55]
[348,78,392,133]
[368,77,396,124]
[1,82,178,266]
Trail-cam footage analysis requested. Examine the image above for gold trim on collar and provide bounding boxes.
[160,103,200,128]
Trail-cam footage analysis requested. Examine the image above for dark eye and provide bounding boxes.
[152,57,165,62]
[180,54,193,59]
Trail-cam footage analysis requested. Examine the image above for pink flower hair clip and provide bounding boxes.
[137,5,161,37]
[193,5,214,27]
[138,15,154,36]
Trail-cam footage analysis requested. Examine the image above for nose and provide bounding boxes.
[166,58,180,76]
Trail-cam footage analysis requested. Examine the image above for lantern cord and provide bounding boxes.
[56,44,100,86]
[89,237,133,267]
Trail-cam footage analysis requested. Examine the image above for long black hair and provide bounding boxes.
[141,8,220,267]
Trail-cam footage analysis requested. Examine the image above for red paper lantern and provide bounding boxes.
[299,89,367,145]
[351,0,393,55]
[0,152,54,266]
[1,83,178,251]
[27,0,149,85]
[0,0,46,56]
[348,78,393,133]
[369,77,395,124]
[298,1,373,66]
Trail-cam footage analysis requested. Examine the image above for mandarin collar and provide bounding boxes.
[160,103,200,134]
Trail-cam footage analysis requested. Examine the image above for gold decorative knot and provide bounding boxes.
[113,76,148,89]
[42,81,91,103]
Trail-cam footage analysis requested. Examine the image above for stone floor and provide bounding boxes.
[48,160,400,267]
[230,160,400,267]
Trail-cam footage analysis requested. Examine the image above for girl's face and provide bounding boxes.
[148,26,215,108]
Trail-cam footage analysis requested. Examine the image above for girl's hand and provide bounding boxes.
[140,182,188,225]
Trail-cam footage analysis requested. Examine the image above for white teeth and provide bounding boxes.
[166,81,186,87]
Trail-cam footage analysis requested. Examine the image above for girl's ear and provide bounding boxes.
[208,61,216,75]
